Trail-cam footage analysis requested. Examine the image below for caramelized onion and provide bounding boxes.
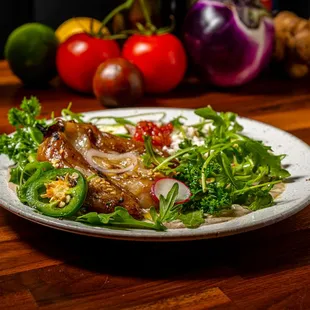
[85,149,138,174]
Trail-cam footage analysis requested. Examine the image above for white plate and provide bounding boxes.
[1,108,310,241]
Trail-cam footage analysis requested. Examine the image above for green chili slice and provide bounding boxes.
[18,161,54,203]
[26,168,87,217]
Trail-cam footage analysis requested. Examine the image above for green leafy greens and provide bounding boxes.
[148,106,290,216]
[77,183,180,231]
[0,99,290,231]
[0,97,48,184]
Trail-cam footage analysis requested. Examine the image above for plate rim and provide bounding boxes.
[1,107,310,242]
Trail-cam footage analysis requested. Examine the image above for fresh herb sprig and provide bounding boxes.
[0,97,48,184]
[77,183,180,231]
[0,97,86,186]
[149,106,290,215]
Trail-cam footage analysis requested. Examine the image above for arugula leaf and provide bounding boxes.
[195,106,225,127]
[237,138,290,179]
[178,210,204,228]
[158,183,179,222]
[160,106,290,217]
[142,136,164,168]
[77,207,165,230]
[77,185,180,230]
[217,151,239,189]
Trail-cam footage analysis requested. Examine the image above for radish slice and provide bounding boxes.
[151,178,191,204]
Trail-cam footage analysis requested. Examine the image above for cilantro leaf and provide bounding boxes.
[0,97,48,185]
[20,96,41,117]
[8,97,41,127]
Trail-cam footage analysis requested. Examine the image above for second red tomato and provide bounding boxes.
[56,33,121,93]
[122,34,187,94]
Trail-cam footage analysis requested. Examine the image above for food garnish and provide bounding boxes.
[26,169,87,217]
[0,97,290,230]
[151,178,191,205]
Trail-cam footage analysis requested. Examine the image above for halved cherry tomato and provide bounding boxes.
[122,33,187,94]
[56,33,121,93]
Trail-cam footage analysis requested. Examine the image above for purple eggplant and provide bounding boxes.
[183,0,274,87]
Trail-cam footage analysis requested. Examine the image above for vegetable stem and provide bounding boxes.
[153,147,197,172]
[98,0,134,36]
[234,180,282,196]
[138,0,153,28]
[201,144,234,193]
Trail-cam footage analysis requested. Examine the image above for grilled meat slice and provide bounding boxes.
[57,120,146,154]
[37,131,143,219]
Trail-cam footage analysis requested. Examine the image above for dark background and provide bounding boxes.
[0,0,309,58]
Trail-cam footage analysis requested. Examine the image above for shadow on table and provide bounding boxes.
[147,70,310,100]
[2,71,310,107]
[4,206,310,281]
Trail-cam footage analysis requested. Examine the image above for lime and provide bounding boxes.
[5,23,59,85]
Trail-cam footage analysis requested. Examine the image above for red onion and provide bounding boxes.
[184,0,274,87]
[85,149,138,174]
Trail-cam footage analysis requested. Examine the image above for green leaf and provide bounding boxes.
[8,97,42,127]
[195,106,225,126]
[77,207,165,231]
[171,116,186,128]
[28,127,44,145]
[150,206,159,222]
[238,138,290,179]
[77,184,181,230]
[142,135,163,168]
[178,210,204,228]
[158,183,180,223]
[20,96,41,117]
[77,212,103,225]
[218,151,239,189]
[248,191,274,211]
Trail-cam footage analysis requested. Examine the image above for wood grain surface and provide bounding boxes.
[0,61,310,309]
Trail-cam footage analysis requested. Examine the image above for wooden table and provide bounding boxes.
[0,61,310,309]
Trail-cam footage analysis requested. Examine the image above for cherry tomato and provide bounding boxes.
[134,121,174,148]
[93,58,144,107]
[56,33,121,93]
[260,0,272,11]
[122,34,187,94]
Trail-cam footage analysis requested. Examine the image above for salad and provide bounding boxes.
[0,97,290,230]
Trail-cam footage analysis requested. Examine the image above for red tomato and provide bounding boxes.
[134,121,174,147]
[122,34,187,93]
[56,33,121,93]
[93,58,144,107]
[260,0,272,11]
